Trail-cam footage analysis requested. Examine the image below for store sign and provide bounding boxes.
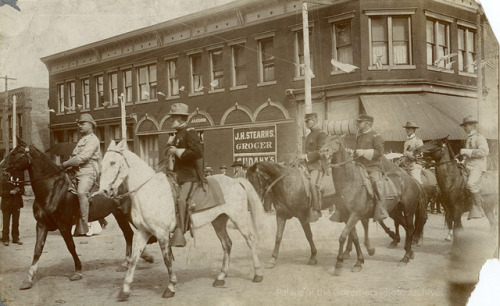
[189,114,211,128]
[233,125,276,165]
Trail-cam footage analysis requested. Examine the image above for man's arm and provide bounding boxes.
[306,131,327,162]
[177,129,203,161]
[63,137,100,167]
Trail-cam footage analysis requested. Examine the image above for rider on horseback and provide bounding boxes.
[298,112,327,222]
[62,114,101,237]
[166,103,205,247]
[401,121,424,184]
[459,116,489,219]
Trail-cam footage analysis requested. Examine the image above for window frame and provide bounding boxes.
[108,71,119,106]
[229,39,247,90]
[164,56,180,99]
[57,83,65,114]
[208,47,225,93]
[425,14,453,73]
[457,21,477,77]
[329,12,355,75]
[122,68,133,103]
[255,32,276,86]
[292,23,315,81]
[188,51,204,95]
[81,78,90,111]
[94,74,104,109]
[67,80,75,113]
[136,63,157,102]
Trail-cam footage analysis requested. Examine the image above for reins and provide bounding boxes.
[263,173,287,198]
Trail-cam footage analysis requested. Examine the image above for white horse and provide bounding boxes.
[98,140,264,301]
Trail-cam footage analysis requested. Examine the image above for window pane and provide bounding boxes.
[372,44,388,65]
[436,22,446,45]
[458,29,465,50]
[139,67,147,84]
[338,46,353,64]
[262,39,274,61]
[426,20,434,43]
[427,44,434,65]
[149,65,157,83]
[467,31,475,52]
[371,18,387,42]
[336,22,351,46]
[392,17,408,41]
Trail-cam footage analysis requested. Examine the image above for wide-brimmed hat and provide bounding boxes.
[305,113,318,120]
[357,114,374,123]
[232,160,244,167]
[76,114,96,128]
[169,103,190,116]
[460,116,478,126]
[402,121,419,129]
[219,164,227,169]
[204,166,213,172]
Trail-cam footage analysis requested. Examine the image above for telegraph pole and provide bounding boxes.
[1,75,16,157]
[119,93,127,140]
[302,0,312,114]
[12,94,16,147]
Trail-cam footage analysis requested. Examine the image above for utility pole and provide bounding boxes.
[1,75,16,157]
[119,93,126,140]
[12,94,16,147]
[302,0,312,114]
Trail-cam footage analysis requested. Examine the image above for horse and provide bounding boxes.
[1,138,143,290]
[246,161,337,268]
[416,136,497,241]
[97,140,264,301]
[320,135,427,272]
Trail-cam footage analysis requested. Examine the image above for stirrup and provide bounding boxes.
[467,205,484,220]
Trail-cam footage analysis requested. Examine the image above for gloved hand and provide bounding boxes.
[298,154,308,161]
[460,149,473,158]
[10,187,20,195]
[354,149,364,158]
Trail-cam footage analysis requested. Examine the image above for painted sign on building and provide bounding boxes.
[233,125,276,166]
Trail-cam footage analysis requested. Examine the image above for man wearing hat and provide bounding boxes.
[459,116,489,219]
[165,103,204,246]
[232,160,247,178]
[62,114,101,236]
[298,112,327,222]
[219,165,228,175]
[401,121,424,184]
[204,166,213,177]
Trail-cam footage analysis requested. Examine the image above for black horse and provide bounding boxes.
[2,139,142,290]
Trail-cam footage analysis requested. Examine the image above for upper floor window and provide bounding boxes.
[209,49,224,90]
[166,59,179,97]
[67,81,75,111]
[109,72,118,105]
[138,64,157,101]
[57,83,65,113]
[294,28,314,78]
[190,53,203,93]
[458,27,476,73]
[332,20,353,73]
[258,37,275,83]
[231,43,246,87]
[81,78,90,110]
[122,69,133,103]
[426,19,451,68]
[95,75,104,108]
[369,15,413,69]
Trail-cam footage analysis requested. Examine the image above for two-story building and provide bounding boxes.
[41,0,498,169]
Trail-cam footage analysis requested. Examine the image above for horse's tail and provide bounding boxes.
[413,184,428,242]
[236,178,265,242]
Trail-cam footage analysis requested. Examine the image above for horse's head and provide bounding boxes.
[319,135,345,168]
[2,137,31,176]
[99,140,130,198]
[246,161,283,200]
[415,136,449,163]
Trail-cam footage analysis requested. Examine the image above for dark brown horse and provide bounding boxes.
[320,135,427,272]
[246,162,337,268]
[2,139,140,290]
[416,137,497,241]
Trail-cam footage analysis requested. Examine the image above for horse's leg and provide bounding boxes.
[158,235,176,298]
[267,214,287,269]
[342,234,352,260]
[333,213,359,276]
[20,222,48,290]
[113,213,135,271]
[211,214,231,287]
[349,227,364,272]
[482,197,498,235]
[378,220,398,247]
[118,230,150,302]
[398,212,415,266]
[299,219,317,265]
[361,218,375,256]
[58,224,83,281]
[445,219,453,242]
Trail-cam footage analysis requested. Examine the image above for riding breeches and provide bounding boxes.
[409,164,423,185]
[177,182,195,233]
[367,169,386,203]
[309,170,322,211]
[77,174,95,224]
[465,166,483,194]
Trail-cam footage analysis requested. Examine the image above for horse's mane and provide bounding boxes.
[28,143,62,174]
[330,137,355,179]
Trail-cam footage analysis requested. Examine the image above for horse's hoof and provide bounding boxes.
[341,253,351,260]
[332,267,342,276]
[69,272,82,281]
[397,260,409,266]
[162,287,175,298]
[265,259,276,269]
[335,261,343,269]
[116,265,128,272]
[445,235,452,242]
[367,248,375,256]
[351,266,362,273]
[19,280,32,290]
[117,290,130,302]
[307,258,317,265]
[410,251,415,260]
[253,275,264,283]
[141,254,154,263]
[388,241,398,249]
[212,279,225,287]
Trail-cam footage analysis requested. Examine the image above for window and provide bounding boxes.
[67,81,75,111]
[369,16,412,68]
[68,129,78,143]
[210,49,224,90]
[95,75,104,108]
[8,114,21,139]
[294,29,314,78]
[426,19,451,68]
[138,64,157,101]
[258,37,275,83]
[57,84,64,113]
[122,69,133,103]
[81,79,90,110]
[109,72,118,105]
[231,43,246,87]
[166,59,179,97]
[332,20,353,72]
[458,27,476,73]
[110,125,134,150]
[190,53,203,93]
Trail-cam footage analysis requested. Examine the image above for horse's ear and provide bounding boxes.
[16,136,26,146]
[116,139,127,151]
[107,140,116,151]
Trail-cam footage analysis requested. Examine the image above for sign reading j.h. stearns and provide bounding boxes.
[233,126,276,154]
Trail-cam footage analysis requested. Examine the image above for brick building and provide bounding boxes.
[41,0,498,169]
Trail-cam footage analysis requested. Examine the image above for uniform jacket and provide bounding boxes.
[172,125,203,184]
[1,170,24,210]
[356,129,384,170]
[65,133,101,177]
[464,130,489,171]
[304,126,327,171]
[402,134,423,165]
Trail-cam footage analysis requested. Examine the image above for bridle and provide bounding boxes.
[4,146,63,184]
[418,140,460,167]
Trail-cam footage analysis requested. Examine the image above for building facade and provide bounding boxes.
[0,87,50,156]
[41,0,499,169]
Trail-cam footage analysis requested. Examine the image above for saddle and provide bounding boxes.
[358,167,398,200]
[187,176,226,213]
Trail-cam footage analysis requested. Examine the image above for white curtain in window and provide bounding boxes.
[372,44,388,65]
[393,43,408,64]
[338,47,353,64]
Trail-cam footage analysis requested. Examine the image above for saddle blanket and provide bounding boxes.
[189,177,225,213]
[421,168,438,186]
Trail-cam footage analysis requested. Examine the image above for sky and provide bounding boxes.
[0,0,499,91]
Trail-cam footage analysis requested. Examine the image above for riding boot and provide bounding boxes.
[170,226,186,247]
[170,198,187,247]
[467,192,484,220]
[308,184,322,223]
[329,204,342,223]
[372,181,388,222]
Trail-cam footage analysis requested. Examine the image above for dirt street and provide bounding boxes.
[0,197,494,305]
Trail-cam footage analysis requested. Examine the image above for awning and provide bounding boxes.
[360,93,477,141]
